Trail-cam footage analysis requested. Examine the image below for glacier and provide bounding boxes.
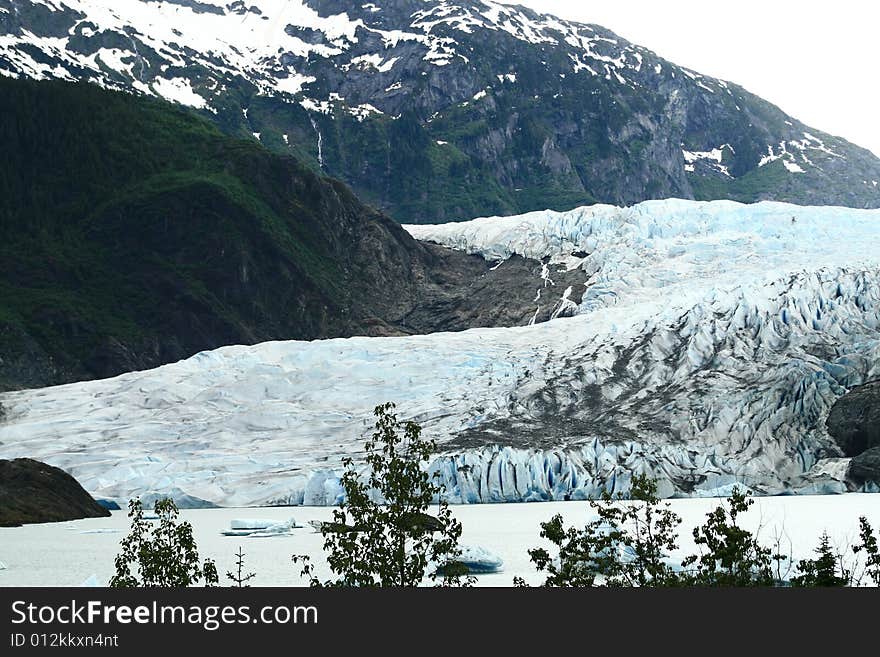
[0,199,879,506]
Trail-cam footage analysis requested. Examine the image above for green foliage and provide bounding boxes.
[0,78,366,386]
[680,488,781,586]
[226,547,256,588]
[523,475,683,587]
[853,516,880,586]
[689,158,790,204]
[519,480,837,587]
[790,532,850,587]
[293,403,472,587]
[110,498,218,588]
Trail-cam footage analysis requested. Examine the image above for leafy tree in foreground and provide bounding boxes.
[293,402,472,587]
[517,474,683,587]
[853,516,880,586]
[680,487,782,586]
[790,531,850,587]
[110,498,219,588]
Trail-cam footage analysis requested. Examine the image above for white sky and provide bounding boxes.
[500,0,880,157]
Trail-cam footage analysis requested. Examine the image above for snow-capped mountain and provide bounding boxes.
[1,199,878,506]
[2,0,879,221]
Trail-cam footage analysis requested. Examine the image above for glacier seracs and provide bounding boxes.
[1,199,879,506]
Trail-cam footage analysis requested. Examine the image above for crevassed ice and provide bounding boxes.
[1,199,879,506]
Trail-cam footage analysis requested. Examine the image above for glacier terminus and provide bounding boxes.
[1,199,879,507]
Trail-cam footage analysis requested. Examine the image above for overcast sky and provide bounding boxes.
[500,0,880,157]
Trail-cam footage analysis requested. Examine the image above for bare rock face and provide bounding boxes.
[0,458,111,527]
[826,380,880,456]
[848,447,880,487]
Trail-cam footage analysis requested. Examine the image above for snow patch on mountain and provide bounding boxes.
[759,133,845,170]
[151,76,206,108]
[0,0,734,110]
[682,146,732,177]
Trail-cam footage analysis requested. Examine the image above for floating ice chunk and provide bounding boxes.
[436,544,504,575]
[243,519,301,538]
[230,519,279,530]
[222,518,301,537]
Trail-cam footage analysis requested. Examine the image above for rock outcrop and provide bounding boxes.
[848,447,880,488]
[826,380,880,457]
[0,458,111,526]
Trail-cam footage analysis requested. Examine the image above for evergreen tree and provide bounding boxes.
[791,532,849,587]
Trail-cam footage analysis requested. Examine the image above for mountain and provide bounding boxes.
[0,77,582,390]
[3,199,878,506]
[2,0,879,223]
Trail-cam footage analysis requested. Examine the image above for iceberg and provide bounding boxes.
[222,518,301,537]
[79,574,102,587]
[436,545,504,575]
[230,519,282,530]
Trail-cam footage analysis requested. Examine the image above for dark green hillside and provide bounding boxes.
[0,79,432,389]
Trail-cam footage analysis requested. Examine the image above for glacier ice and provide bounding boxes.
[434,544,504,575]
[222,518,301,537]
[79,574,102,587]
[0,199,879,506]
[230,519,285,530]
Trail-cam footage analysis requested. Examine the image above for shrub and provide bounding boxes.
[680,487,781,586]
[293,403,472,587]
[518,474,683,587]
[853,516,880,586]
[110,498,218,588]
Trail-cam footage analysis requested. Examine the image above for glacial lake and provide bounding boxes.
[1,494,879,587]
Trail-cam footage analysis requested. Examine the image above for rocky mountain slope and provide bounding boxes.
[2,199,878,505]
[1,0,879,222]
[0,78,579,390]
